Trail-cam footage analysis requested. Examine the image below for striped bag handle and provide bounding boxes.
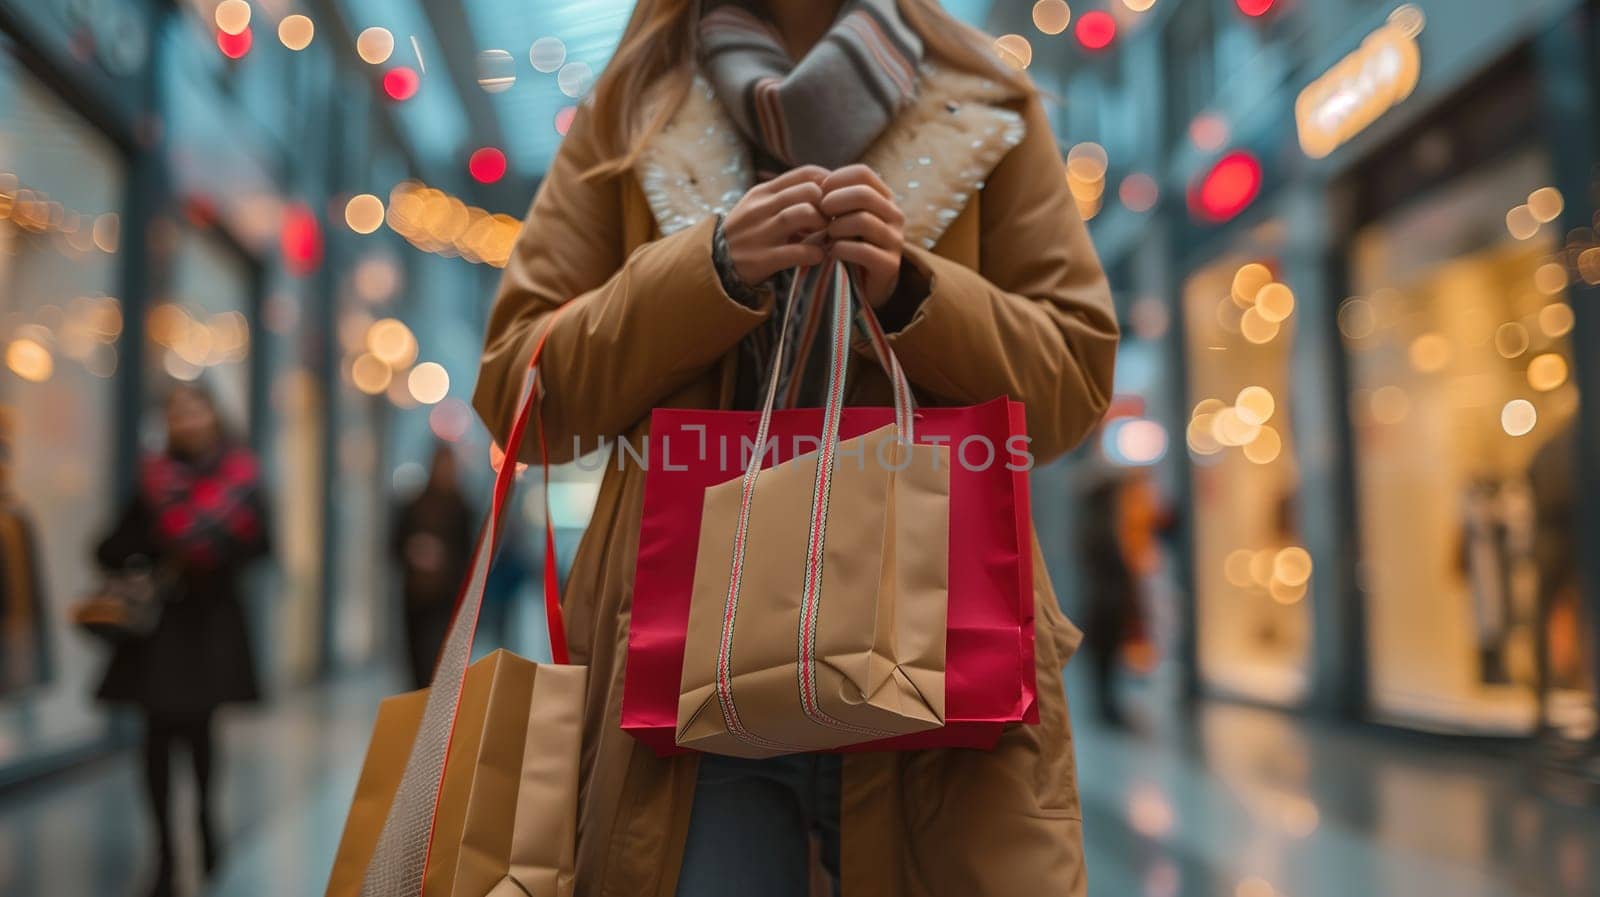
[711,261,918,753]
[359,307,570,897]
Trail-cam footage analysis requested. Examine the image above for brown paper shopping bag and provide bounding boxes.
[676,263,951,758]
[326,315,582,897]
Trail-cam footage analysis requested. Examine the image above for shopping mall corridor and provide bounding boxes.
[1,668,1595,897]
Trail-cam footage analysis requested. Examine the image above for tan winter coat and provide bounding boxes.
[472,62,1119,897]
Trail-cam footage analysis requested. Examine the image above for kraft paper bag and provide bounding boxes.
[676,424,950,757]
[326,650,585,897]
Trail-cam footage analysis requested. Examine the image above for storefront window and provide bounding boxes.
[1346,149,1590,736]
[1183,231,1313,706]
[0,50,126,765]
[145,226,253,433]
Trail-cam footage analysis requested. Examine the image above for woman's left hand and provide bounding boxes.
[820,165,905,308]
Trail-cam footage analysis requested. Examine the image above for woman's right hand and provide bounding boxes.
[721,165,830,287]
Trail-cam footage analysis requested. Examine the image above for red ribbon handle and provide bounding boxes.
[483,309,569,665]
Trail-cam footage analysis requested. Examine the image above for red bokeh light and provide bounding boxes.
[1236,0,1277,16]
[1190,150,1263,223]
[468,147,508,184]
[280,203,324,277]
[554,105,578,136]
[1076,11,1117,50]
[217,27,252,60]
[383,68,420,101]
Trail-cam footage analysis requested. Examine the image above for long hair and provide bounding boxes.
[583,0,1032,179]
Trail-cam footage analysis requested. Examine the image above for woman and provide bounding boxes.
[96,383,270,897]
[390,444,476,689]
[472,1,1118,894]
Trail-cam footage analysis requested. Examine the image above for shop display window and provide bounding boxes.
[1346,150,1590,736]
[145,226,253,432]
[1182,230,1313,706]
[0,50,126,762]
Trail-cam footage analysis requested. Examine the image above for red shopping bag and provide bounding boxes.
[622,280,1038,755]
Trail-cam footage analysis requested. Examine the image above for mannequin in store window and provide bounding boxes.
[94,382,271,897]
[0,407,51,695]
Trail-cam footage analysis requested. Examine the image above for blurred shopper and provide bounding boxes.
[390,444,475,689]
[94,382,270,897]
[471,1,1117,894]
[1078,468,1168,729]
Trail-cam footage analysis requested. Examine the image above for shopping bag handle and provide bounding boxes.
[358,307,568,897]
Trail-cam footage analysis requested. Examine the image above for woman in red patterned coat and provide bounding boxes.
[95,382,271,897]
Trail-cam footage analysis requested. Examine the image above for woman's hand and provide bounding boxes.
[722,165,830,288]
[820,165,906,308]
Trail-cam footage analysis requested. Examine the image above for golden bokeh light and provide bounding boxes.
[1505,205,1538,241]
[1247,550,1275,588]
[279,14,315,51]
[356,27,395,65]
[351,353,392,395]
[408,362,450,404]
[1408,332,1452,373]
[1501,398,1537,437]
[1231,263,1273,309]
[1494,322,1529,359]
[1534,261,1568,295]
[1338,297,1376,340]
[1123,0,1158,10]
[345,194,386,234]
[1187,414,1221,455]
[1579,247,1600,285]
[1527,186,1564,223]
[366,318,418,369]
[214,0,251,36]
[994,34,1033,70]
[1032,0,1071,35]
[1243,426,1282,465]
[1240,307,1280,344]
[5,338,53,383]
[1526,353,1569,392]
[1255,282,1295,322]
[1193,397,1226,417]
[1273,546,1313,587]
[1066,142,1108,181]
[1269,578,1308,605]
[1235,386,1275,425]
[92,213,119,253]
[1211,407,1261,447]
[1538,302,1575,337]
[1224,549,1254,587]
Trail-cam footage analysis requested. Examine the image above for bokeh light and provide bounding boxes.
[468,147,508,184]
[530,37,566,73]
[1501,398,1537,437]
[344,194,386,234]
[408,362,450,405]
[356,27,395,65]
[477,49,516,92]
[1527,353,1569,392]
[279,14,315,51]
[1032,1,1072,35]
[995,34,1034,70]
[351,353,391,396]
[1119,173,1159,213]
[215,0,251,36]
[217,27,252,60]
[557,62,593,98]
[383,68,421,101]
[1076,11,1117,50]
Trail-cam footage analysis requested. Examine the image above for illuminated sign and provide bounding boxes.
[1295,23,1421,159]
[1189,150,1263,223]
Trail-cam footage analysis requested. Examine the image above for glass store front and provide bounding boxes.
[0,47,128,768]
[1182,223,1315,707]
[1340,61,1594,737]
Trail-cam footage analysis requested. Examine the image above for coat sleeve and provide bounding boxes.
[871,95,1119,464]
[472,103,774,463]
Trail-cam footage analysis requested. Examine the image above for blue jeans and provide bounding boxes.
[675,753,843,897]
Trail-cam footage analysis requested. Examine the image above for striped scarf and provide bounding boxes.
[700,0,923,408]
[700,0,922,173]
